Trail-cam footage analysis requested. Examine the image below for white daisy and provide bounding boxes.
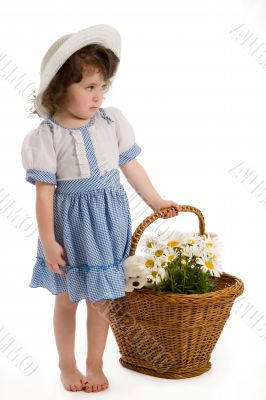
[146,266,166,284]
[196,255,222,277]
[139,233,160,249]
[162,246,177,264]
[182,243,201,258]
[201,232,220,251]
[147,242,167,260]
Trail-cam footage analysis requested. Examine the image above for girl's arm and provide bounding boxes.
[35,181,56,246]
[119,159,179,218]
[35,181,67,275]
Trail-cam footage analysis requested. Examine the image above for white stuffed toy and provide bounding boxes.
[123,255,150,292]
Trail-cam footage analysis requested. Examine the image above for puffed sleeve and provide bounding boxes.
[21,123,57,185]
[108,107,142,165]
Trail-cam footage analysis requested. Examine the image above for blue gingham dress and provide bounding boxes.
[21,107,142,303]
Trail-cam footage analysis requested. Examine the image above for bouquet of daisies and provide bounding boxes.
[123,229,223,294]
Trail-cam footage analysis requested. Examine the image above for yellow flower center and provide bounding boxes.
[151,271,158,277]
[206,242,214,248]
[208,251,216,260]
[145,259,154,268]
[168,255,175,261]
[167,240,180,247]
[154,249,164,257]
[205,260,214,270]
[147,241,153,248]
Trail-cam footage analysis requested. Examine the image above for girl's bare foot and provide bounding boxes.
[60,366,88,392]
[84,366,109,392]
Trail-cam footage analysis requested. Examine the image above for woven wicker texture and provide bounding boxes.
[109,205,244,378]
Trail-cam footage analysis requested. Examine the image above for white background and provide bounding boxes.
[0,0,265,398]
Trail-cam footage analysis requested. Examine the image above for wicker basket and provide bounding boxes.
[109,205,244,379]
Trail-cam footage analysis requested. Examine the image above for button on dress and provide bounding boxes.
[21,107,142,303]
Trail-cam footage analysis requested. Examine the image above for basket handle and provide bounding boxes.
[129,205,206,256]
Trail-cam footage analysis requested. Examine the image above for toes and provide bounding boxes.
[84,382,108,392]
[100,382,109,391]
[82,377,108,392]
[73,384,81,392]
[67,384,76,392]
[84,383,93,393]
[80,379,88,389]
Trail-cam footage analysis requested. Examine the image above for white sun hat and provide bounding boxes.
[33,24,122,118]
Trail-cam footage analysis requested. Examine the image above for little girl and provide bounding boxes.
[21,24,179,393]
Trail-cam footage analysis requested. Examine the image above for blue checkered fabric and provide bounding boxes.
[28,113,142,303]
[30,169,132,303]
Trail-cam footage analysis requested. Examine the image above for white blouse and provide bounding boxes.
[21,107,142,185]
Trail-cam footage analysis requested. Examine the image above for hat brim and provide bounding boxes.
[34,24,121,118]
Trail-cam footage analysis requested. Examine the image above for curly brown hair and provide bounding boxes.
[40,43,120,116]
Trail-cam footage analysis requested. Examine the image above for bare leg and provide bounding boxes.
[84,299,110,392]
[53,292,88,392]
